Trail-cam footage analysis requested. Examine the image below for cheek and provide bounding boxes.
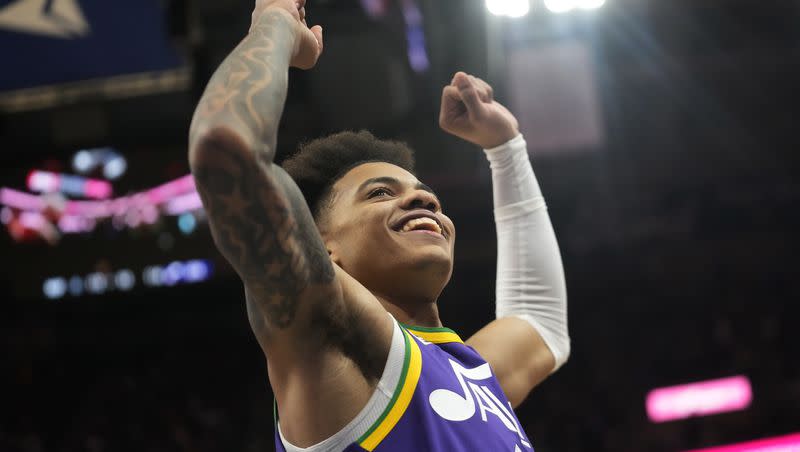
[337,215,389,252]
[443,216,456,236]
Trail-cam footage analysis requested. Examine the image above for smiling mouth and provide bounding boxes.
[393,217,447,240]
[401,217,442,234]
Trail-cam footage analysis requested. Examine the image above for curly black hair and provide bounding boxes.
[282,130,416,222]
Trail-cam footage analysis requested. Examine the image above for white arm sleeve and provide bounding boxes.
[483,134,570,373]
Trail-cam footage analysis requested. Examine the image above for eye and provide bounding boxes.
[368,187,393,198]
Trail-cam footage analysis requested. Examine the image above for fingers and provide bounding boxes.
[310,25,324,53]
[450,72,494,102]
[451,72,493,101]
[439,85,462,130]
[441,85,461,102]
[452,72,486,117]
[440,85,461,111]
[471,75,494,102]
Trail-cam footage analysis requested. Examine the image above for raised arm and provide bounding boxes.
[188,1,335,351]
[439,72,570,407]
[189,4,397,445]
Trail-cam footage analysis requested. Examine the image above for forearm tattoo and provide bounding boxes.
[190,10,294,158]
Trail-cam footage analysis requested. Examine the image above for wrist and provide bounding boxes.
[483,133,525,155]
[250,8,299,58]
[477,124,520,149]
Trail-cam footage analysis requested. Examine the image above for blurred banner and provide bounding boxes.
[646,375,753,423]
[0,0,188,111]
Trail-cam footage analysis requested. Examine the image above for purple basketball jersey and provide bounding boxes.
[275,324,534,451]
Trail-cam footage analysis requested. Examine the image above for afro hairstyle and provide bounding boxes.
[281,130,416,222]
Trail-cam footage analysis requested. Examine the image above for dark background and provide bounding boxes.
[2,0,799,451]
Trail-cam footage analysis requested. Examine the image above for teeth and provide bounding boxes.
[401,217,442,235]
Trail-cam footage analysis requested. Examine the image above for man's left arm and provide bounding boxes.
[440,72,570,407]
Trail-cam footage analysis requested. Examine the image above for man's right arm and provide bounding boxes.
[188,4,395,444]
[188,4,337,350]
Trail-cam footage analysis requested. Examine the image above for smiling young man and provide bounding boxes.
[188,1,569,451]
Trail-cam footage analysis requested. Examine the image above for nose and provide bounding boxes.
[402,189,440,212]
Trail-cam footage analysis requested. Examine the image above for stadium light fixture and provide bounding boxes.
[486,0,531,18]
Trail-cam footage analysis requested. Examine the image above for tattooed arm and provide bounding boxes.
[188,3,395,445]
[188,2,333,339]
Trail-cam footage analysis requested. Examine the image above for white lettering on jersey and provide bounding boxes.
[428,359,532,448]
[470,381,516,429]
[428,359,492,421]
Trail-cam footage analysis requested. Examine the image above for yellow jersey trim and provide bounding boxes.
[403,325,464,344]
[358,329,422,451]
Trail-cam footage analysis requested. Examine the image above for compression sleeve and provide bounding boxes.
[483,134,570,372]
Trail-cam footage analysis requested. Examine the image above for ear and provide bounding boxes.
[322,235,342,267]
[327,244,342,266]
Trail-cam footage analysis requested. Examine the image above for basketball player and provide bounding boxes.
[188,1,569,450]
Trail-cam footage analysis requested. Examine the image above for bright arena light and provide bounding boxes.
[545,0,605,13]
[103,156,127,180]
[85,272,108,294]
[114,269,136,291]
[73,150,95,173]
[178,213,196,235]
[485,0,530,18]
[43,277,67,299]
[41,260,213,300]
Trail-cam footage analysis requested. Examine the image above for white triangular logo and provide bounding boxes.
[0,0,90,39]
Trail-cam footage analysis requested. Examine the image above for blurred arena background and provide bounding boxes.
[1,0,799,451]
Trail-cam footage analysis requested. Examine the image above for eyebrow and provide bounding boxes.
[358,176,439,200]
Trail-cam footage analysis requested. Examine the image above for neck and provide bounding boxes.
[373,292,442,327]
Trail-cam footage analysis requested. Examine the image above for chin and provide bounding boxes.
[407,250,453,280]
[410,237,454,269]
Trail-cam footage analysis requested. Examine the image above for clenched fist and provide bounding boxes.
[439,72,519,149]
[251,0,323,70]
